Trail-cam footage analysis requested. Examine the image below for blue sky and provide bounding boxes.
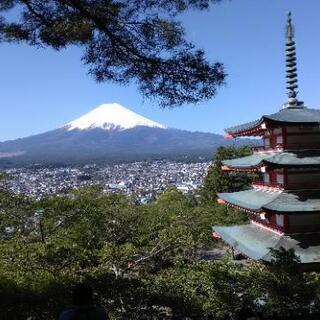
[1,0,320,141]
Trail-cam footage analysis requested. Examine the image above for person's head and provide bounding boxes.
[72,283,94,306]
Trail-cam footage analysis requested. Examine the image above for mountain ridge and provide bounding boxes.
[0,103,253,167]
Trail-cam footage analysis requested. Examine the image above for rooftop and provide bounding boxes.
[213,223,320,264]
[225,107,320,136]
[222,151,320,169]
[218,189,320,213]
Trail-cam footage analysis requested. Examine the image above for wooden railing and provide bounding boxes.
[285,182,320,190]
[252,180,284,189]
[285,143,320,150]
[248,212,284,233]
[254,143,320,152]
[253,144,283,152]
[253,180,320,190]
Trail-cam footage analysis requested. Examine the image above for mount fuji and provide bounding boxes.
[0,103,248,167]
[66,103,166,131]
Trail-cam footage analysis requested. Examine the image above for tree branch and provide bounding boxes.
[129,243,172,269]
[64,0,158,63]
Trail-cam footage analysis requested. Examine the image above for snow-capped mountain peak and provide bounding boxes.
[66,103,166,131]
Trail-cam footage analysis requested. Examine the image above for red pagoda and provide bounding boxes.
[213,13,320,269]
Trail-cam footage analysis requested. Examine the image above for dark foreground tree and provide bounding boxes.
[0,0,226,107]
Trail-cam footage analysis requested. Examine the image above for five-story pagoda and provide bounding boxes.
[213,12,320,269]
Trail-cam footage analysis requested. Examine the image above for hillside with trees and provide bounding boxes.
[1,147,320,319]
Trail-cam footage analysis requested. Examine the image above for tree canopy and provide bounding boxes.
[0,0,226,107]
[1,166,320,318]
[200,146,253,204]
[0,185,242,318]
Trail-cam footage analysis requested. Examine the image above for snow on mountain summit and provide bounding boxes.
[66,103,166,131]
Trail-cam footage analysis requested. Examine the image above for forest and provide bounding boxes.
[1,147,320,319]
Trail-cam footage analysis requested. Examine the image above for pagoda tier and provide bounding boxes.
[225,107,320,138]
[218,189,320,234]
[213,13,320,268]
[218,189,320,213]
[213,224,320,269]
[222,152,320,190]
[222,151,320,170]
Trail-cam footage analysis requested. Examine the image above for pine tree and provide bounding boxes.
[0,0,226,107]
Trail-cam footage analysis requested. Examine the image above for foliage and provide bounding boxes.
[0,184,320,319]
[149,260,260,319]
[0,0,226,107]
[260,248,320,319]
[149,249,320,319]
[200,146,253,204]
[0,186,237,318]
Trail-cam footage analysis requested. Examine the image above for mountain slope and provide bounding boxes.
[0,103,253,166]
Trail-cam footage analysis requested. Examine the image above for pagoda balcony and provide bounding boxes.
[247,212,285,234]
[254,143,320,153]
[252,180,284,190]
[253,144,283,152]
[285,143,320,151]
[253,180,320,190]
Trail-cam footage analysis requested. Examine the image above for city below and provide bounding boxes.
[0,160,210,203]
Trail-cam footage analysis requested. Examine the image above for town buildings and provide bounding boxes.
[0,161,209,202]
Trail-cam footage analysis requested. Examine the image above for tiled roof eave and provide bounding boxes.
[264,161,320,168]
[267,119,320,126]
[218,189,320,213]
[223,152,320,169]
[222,165,260,171]
[219,199,263,213]
[212,224,320,264]
[262,207,320,214]
[225,109,320,136]
[225,119,264,136]
[224,162,320,170]
[217,190,272,212]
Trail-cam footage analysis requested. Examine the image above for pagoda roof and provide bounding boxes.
[218,189,320,213]
[226,107,320,136]
[223,151,320,169]
[213,223,320,264]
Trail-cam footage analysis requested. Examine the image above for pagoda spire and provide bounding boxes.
[284,12,303,108]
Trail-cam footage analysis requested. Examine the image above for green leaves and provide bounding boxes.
[0,0,226,107]
[200,146,253,204]
[259,248,319,319]
[1,185,320,319]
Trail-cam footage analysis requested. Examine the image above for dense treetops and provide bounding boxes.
[0,0,226,107]
[0,184,246,319]
[200,146,253,203]
[1,147,320,319]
